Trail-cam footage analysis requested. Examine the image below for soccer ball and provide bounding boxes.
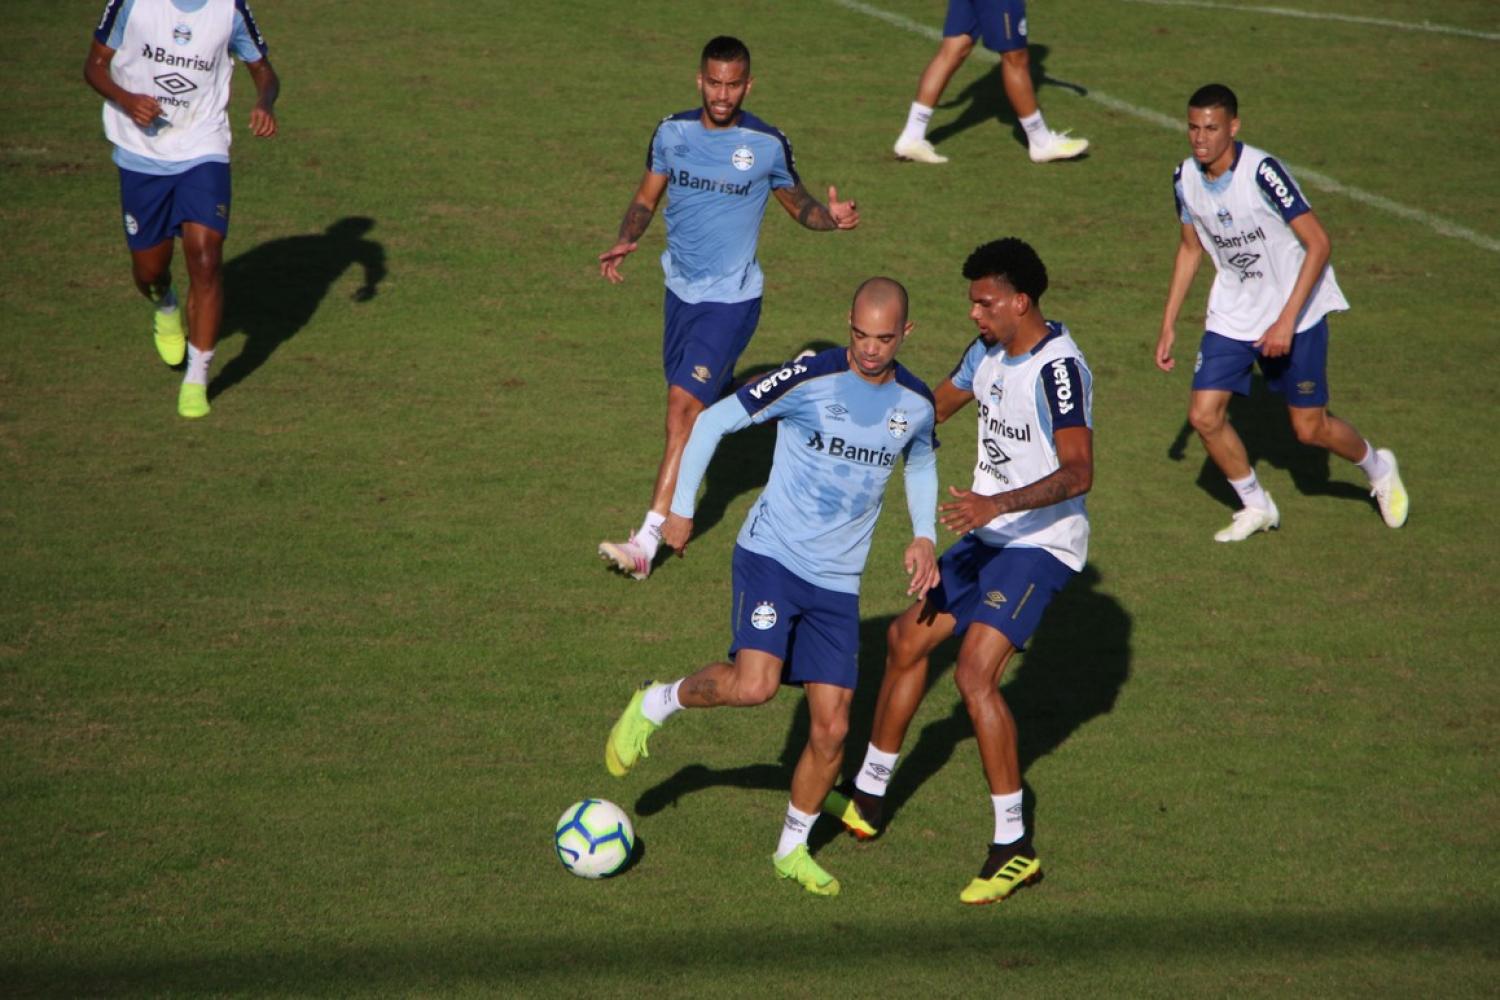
[554,798,635,879]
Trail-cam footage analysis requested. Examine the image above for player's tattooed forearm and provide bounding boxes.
[793,189,838,230]
[618,202,654,242]
[995,469,1086,515]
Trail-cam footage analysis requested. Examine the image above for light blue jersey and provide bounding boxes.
[671,348,939,595]
[648,109,798,305]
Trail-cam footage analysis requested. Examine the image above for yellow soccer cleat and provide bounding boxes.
[959,848,1043,905]
[822,787,881,841]
[773,845,840,897]
[1370,449,1408,528]
[177,382,210,419]
[604,683,661,777]
[153,308,186,366]
[1029,130,1090,163]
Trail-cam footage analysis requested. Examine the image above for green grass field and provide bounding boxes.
[3,1,1498,995]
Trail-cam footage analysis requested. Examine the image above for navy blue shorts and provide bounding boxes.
[945,0,1028,53]
[663,289,762,406]
[1192,318,1331,407]
[729,545,860,690]
[928,536,1074,650]
[118,162,231,251]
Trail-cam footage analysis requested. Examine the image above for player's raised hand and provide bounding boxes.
[903,537,940,596]
[1154,325,1177,372]
[249,103,277,138]
[122,93,164,128]
[661,512,693,555]
[598,240,638,283]
[827,186,859,230]
[939,485,1000,535]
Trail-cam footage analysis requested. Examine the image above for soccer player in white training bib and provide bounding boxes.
[604,279,940,897]
[1155,84,1408,541]
[826,239,1094,905]
[84,0,280,419]
[892,0,1087,165]
[597,36,859,581]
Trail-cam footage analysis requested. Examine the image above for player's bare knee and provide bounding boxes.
[1188,404,1224,437]
[735,674,779,706]
[953,657,996,703]
[1290,411,1326,447]
[810,713,849,754]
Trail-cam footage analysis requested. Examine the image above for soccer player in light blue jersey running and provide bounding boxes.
[84,0,280,418]
[604,278,939,896]
[597,35,860,581]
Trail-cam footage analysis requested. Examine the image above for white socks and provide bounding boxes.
[640,679,684,726]
[992,789,1024,845]
[1356,441,1390,482]
[635,511,666,560]
[1020,110,1050,147]
[900,102,934,144]
[853,743,899,797]
[775,802,818,859]
[184,343,214,386]
[1228,470,1272,511]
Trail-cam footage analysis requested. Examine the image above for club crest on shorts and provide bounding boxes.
[124,213,139,236]
[691,365,712,384]
[1194,351,1204,374]
[731,146,755,171]
[887,409,909,440]
[750,601,777,630]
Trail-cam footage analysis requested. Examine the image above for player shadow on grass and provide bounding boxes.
[926,44,1090,154]
[689,339,842,539]
[208,216,387,400]
[1166,373,1374,513]
[633,563,1131,848]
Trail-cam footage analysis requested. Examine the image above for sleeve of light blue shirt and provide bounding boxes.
[948,338,986,393]
[768,135,796,190]
[231,1,269,61]
[669,394,753,518]
[902,420,938,541]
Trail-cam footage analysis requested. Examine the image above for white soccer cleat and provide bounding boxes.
[1213,496,1280,543]
[599,535,652,581]
[1369,448,1409,528]
[1029,130,1089,163]
[893,136,949,164]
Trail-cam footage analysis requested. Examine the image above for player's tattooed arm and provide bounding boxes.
[938,427,1093,533]
[774,183,859,230]
[599,171,668,282]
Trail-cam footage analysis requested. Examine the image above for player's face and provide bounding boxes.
[697,58,752,128]
[968,276,1023,347]
[847,306,911,382]
[1187,105,1239,173]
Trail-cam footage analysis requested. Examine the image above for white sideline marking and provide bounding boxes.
[832,0,1500,254]
[1121,0,1500,43]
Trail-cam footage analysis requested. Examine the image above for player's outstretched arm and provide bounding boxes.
[665,394,754,554]
[1156,223,1203,372]
[83,40,161,127]
[244,57,280,138]
[772,183,859,231]
[939,427,1093,534]
[933,379,972,424]
[599,172,668,283]
[901,427,940,595]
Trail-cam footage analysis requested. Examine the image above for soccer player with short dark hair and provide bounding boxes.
[597,36,860,581]
[1155,84,1408,540]
[604,278,938,896]
[829,238,1094,905]
[84,0,280,419]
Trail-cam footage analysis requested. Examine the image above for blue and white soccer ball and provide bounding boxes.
[554,798,635,879]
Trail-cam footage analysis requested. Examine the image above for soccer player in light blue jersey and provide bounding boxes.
[597,36,860,581]
[84,0,280,418]
[604,278,939,896]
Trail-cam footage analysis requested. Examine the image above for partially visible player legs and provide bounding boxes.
[130,239,185,367]
[1001,48,1089,163]
[774,681,852,897]
[600,386,706,579]
[176,222,225,419]
[894,35,972,163]
[1188,389,1281,542]
[1286,406,1408,528]
[950,623,1043,905]
[826,599,957,839]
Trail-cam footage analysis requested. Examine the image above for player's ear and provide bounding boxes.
[1014,291,1033,317]
[902,320,914,337]
[1229,116,1241,138]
